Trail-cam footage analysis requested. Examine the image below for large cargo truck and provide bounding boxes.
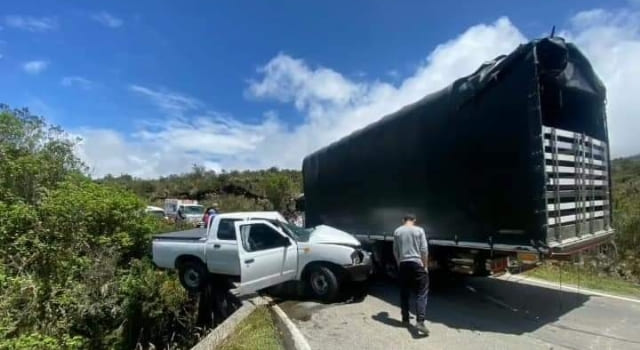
[301,37,614,276]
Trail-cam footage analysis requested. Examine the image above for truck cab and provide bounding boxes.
[177,204,205,226]
[164,199,205,226]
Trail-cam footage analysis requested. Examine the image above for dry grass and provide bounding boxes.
[526,263,640,299]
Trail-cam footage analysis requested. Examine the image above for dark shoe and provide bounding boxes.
[415,322,430,335]
[402,319,410,327]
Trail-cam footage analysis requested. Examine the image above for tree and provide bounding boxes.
[261,173,295,211]
[0,106,84,204]
[0,106,200,349]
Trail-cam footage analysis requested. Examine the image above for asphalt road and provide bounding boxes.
[279,275,640,350]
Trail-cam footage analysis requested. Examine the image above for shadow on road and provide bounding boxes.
[371,311,428,339]
[266,279,370,304]
[271,280,371,322]
[368,274,590,336]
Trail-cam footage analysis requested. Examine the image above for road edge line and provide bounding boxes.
[496,273,640,304]
[272,303,312,350]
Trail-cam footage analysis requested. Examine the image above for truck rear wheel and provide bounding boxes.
[306,265,340,302]
[178,260,208,293]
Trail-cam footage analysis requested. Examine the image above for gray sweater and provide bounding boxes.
[393,225,428,266]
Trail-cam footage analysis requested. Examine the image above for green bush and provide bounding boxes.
[0,333,86,350]
[611,157,640,282]
[117,259,198,350]
[0,107,201,349]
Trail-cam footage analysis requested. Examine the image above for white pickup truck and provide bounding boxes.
[152,211,372,301]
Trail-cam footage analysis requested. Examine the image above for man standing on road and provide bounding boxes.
[393,213,429,335]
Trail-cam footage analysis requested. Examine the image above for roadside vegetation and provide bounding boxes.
[610,155,640,283]
[98,165,302,213]
[0,105,294,349]
[219,307,284,350]
[526,263,640,298]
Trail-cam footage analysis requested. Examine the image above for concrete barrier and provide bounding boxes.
[271,303,312,350]
[191,294,311,350]
[190,297,259,350]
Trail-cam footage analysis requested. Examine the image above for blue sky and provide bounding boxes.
[1,1,639,177]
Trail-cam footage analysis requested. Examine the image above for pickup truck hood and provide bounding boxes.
[308,225,361,246]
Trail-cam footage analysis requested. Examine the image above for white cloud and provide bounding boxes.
[23,60,49,75]
[560,8,640,157]
[75,113,282,178]
[75,10,640,178]
[61,76,93,89]
[129,84,202,116]
[4,15,57,32]
[91,11,123,28]
[248,53,365,110]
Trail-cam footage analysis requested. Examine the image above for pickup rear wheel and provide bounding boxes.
[306,265,340,302]
[178,260,208,293]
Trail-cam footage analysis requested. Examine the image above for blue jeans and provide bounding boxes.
[399,261,429,323]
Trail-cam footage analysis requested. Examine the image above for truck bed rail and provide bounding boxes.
[543,126,613,248]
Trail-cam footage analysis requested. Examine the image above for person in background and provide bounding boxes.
[285,210,295,224]
[176,205,185,226]
[393,213,430,335]
[202,207,211,228]
[293,212,304,227]
[202,204,219,228]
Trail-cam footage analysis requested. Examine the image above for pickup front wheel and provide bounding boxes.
[306,265,340,302]
[178,260,208,293]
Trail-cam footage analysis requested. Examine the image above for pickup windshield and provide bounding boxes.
[181,205,204,215]
[273,221,312,242]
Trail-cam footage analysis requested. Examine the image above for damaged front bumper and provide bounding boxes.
[344,250,373,282]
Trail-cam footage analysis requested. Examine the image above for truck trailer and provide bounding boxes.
[301,37,614,276]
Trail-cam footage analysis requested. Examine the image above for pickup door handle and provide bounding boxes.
[244,258,255,264]
[213,244,221,248]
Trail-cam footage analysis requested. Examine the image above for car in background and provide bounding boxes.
[164,199,205,226]
[145,206,168,220]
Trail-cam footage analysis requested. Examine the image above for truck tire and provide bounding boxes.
[178,260,208,293]
[306,265,340,302]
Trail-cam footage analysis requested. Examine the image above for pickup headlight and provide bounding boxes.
[350,249,364,264]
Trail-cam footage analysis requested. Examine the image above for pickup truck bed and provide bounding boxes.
[154,228,206,241]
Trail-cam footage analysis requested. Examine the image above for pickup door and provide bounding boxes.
[234,220,298,294]
[206,218,241,275]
